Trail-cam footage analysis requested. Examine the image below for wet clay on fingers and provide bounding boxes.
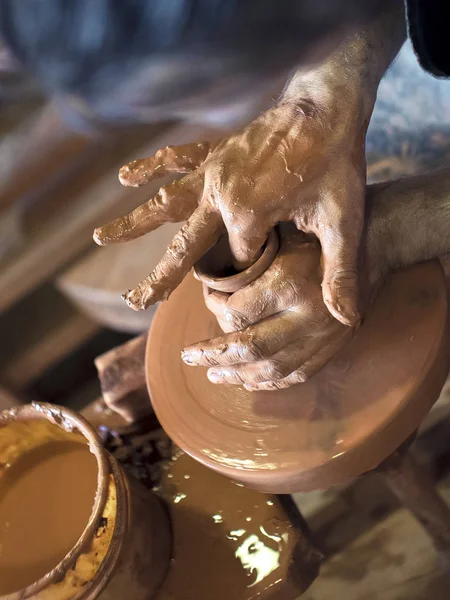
[94,100,367,325]
[146,265,450,494]
[186,169,450,390]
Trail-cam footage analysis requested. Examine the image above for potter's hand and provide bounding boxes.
[93,104,365,325]
[181,168,450,390]
[93,1,405,323]
[181,224,363,391]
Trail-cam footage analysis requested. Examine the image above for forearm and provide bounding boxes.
[367,168,450,273]
[280,0,405,127]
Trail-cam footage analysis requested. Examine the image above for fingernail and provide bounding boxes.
[122,288,143,311]
[208,370,224,383]
[93,228,106,245]
[181,347,203,365]
[181,350,198,365]
[118,161,141,184]
[296,371,307,383]
[335,298,360,327]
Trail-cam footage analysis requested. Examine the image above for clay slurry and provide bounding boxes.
[0,440,98,595]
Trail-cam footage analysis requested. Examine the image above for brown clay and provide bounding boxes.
[146,264,450,494]
[194,228,279,293]
[0,403,170,599]
[80,395,323,598]
[0,441,97,595]
[184,169,450,390]
[155,451,322,599]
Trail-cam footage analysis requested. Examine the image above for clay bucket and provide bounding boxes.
[0,403,170,600]
[194,228,279,292]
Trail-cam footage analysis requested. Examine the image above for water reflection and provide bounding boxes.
[232,524,288,588]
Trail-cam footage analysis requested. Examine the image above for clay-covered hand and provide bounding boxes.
[93,102,365,325]
[181,224,381,391]
[180,168,450,390]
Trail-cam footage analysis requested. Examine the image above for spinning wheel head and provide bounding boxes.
[146,262,450,493]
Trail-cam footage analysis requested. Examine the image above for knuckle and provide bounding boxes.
[263,360,287,381]
[223,309,251,332]
[230,370,247,385]
[158,185,173,206]
[168,229,190,261]
[203,354,222,367]
[234,334,266,362]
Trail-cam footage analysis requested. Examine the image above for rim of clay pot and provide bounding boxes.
[0,402,111,599]
[194,228,279,293]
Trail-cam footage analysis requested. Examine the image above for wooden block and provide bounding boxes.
[94,335,151,423]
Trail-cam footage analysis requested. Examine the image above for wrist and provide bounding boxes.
[280,70,374,134]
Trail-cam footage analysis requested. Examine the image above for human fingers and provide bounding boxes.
[118,142,210,187]
[244,329,351,391]
[123,204,222,310]
[319,212,362,327]
[226,219,272,270]
[181,312,301,367]
[201,286,250,332]
[93,172,202,245]
[206,339,310,385]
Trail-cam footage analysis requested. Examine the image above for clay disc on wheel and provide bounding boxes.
[146,263,449,493]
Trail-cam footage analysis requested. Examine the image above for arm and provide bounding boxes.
[181,168,450,390]
[94,2,406,328]
[282,0,405,127]
[368,169,450,273]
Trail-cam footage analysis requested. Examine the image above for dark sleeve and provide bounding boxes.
[406,0,450,77]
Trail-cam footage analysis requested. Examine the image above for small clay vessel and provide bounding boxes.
[194,229,279,292]
[0,403,170,600]
[146,261,450,494]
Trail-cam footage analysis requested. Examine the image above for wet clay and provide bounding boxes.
[0,440,97,595]
[146,265,450,494]
[194,229,279,293]
[94,101,368,325]
[154,450,321,599]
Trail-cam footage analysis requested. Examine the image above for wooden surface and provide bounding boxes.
[147,264,450,494]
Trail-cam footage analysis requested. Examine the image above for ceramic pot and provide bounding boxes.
[194,229,279,293]
[0,403,171,600]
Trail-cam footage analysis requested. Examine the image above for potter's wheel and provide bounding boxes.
[146,263,450,493]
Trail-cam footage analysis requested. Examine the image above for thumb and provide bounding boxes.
[227,225,271,271]
[319,225,361,327]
